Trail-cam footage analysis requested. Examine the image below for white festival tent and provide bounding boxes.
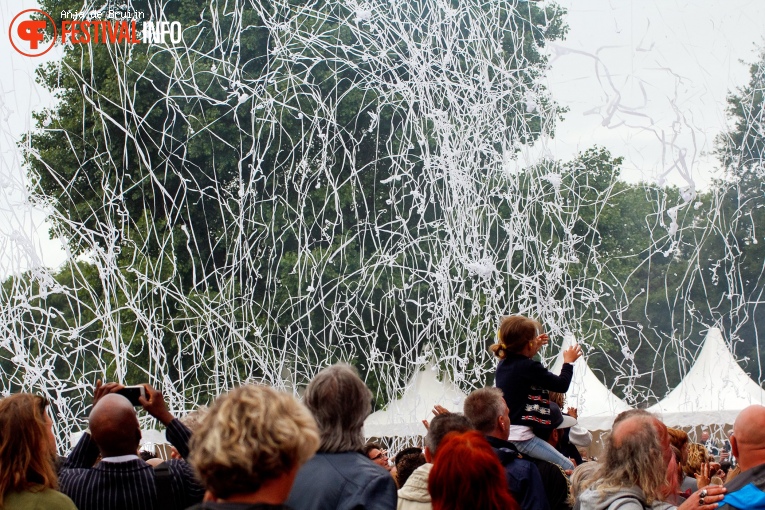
[648,327,765,427]
[550,336,632,430]
[364,362,468,438]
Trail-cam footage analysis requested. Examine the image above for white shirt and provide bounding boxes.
[100,454,141,463]
[508,424,535,441]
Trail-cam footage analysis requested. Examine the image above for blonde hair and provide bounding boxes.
[0,394,58,505]
[683,443,712,476]
[593,416,668,505]
[548,391,565,408]
[489,315,541,359]
[189,385,319,499]
[570,462,600,499]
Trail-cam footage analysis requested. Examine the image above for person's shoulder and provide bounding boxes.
[529,456,565,478]
[401,463,432,487]
[318,451,381,470]
[579,486,646,510]
[58,464,96,480]
[39,489,78,510]
[5,487,78,510]
[188,503,293,510]
[497,354,538,373]
[504,455,540,478]
[166,458,196,473]
[295,452,389,485]
[725,463,765,492]
[293,452,396,509]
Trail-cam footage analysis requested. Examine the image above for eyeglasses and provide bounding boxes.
[370,450,387,461]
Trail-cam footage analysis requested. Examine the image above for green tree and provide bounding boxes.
[18,0,569,407]
[705,49,765,376]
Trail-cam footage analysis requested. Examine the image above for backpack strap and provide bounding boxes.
[153,461,174,509]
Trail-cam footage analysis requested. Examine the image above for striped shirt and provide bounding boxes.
[59,419,205,510]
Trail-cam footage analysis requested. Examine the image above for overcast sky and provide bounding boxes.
[2,0,765,276]
[539,0,765,190]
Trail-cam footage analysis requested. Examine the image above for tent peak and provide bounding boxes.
[648,328,765,427]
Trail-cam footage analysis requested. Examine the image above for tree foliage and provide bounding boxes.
[15,0,570,409]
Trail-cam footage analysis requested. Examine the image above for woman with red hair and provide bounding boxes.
[428,430,520,510]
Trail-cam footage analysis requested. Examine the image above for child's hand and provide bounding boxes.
[563,344,583,363]
[535,333,549,347]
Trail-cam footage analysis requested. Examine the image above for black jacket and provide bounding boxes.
[495,354,574,429]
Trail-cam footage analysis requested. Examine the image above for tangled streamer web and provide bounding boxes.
[1,0,765,447]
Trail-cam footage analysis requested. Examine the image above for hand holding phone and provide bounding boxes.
[139,385,175,426]
[93,379,125,406]
[115,385,147,406]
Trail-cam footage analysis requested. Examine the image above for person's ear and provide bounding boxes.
[731,434,739,459]
[424,446,433,463]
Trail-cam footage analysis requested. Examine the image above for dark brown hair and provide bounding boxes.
[489,315,542,359]
[395,452,426,488]
[0,393,58,504]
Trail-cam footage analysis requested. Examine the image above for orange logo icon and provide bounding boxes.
[9,9,57,57]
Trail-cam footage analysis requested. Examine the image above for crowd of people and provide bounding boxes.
[0,314,762,510]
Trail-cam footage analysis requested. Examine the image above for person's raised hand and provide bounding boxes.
[93,379,125,406]
[695,462,711,490]
[567,407,579,419]
[432,405,450,416]
[422,405,451,431]
[138,384,174,426]
[563,344,583,364]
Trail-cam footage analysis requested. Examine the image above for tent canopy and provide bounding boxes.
[364,362,467,437]
[550,335,631,430]
[648,328,765,427]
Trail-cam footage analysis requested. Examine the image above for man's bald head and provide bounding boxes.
[89,394,141,457]
[615,410,672,462]
[612,414,654,446]
[732,405,765,471]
